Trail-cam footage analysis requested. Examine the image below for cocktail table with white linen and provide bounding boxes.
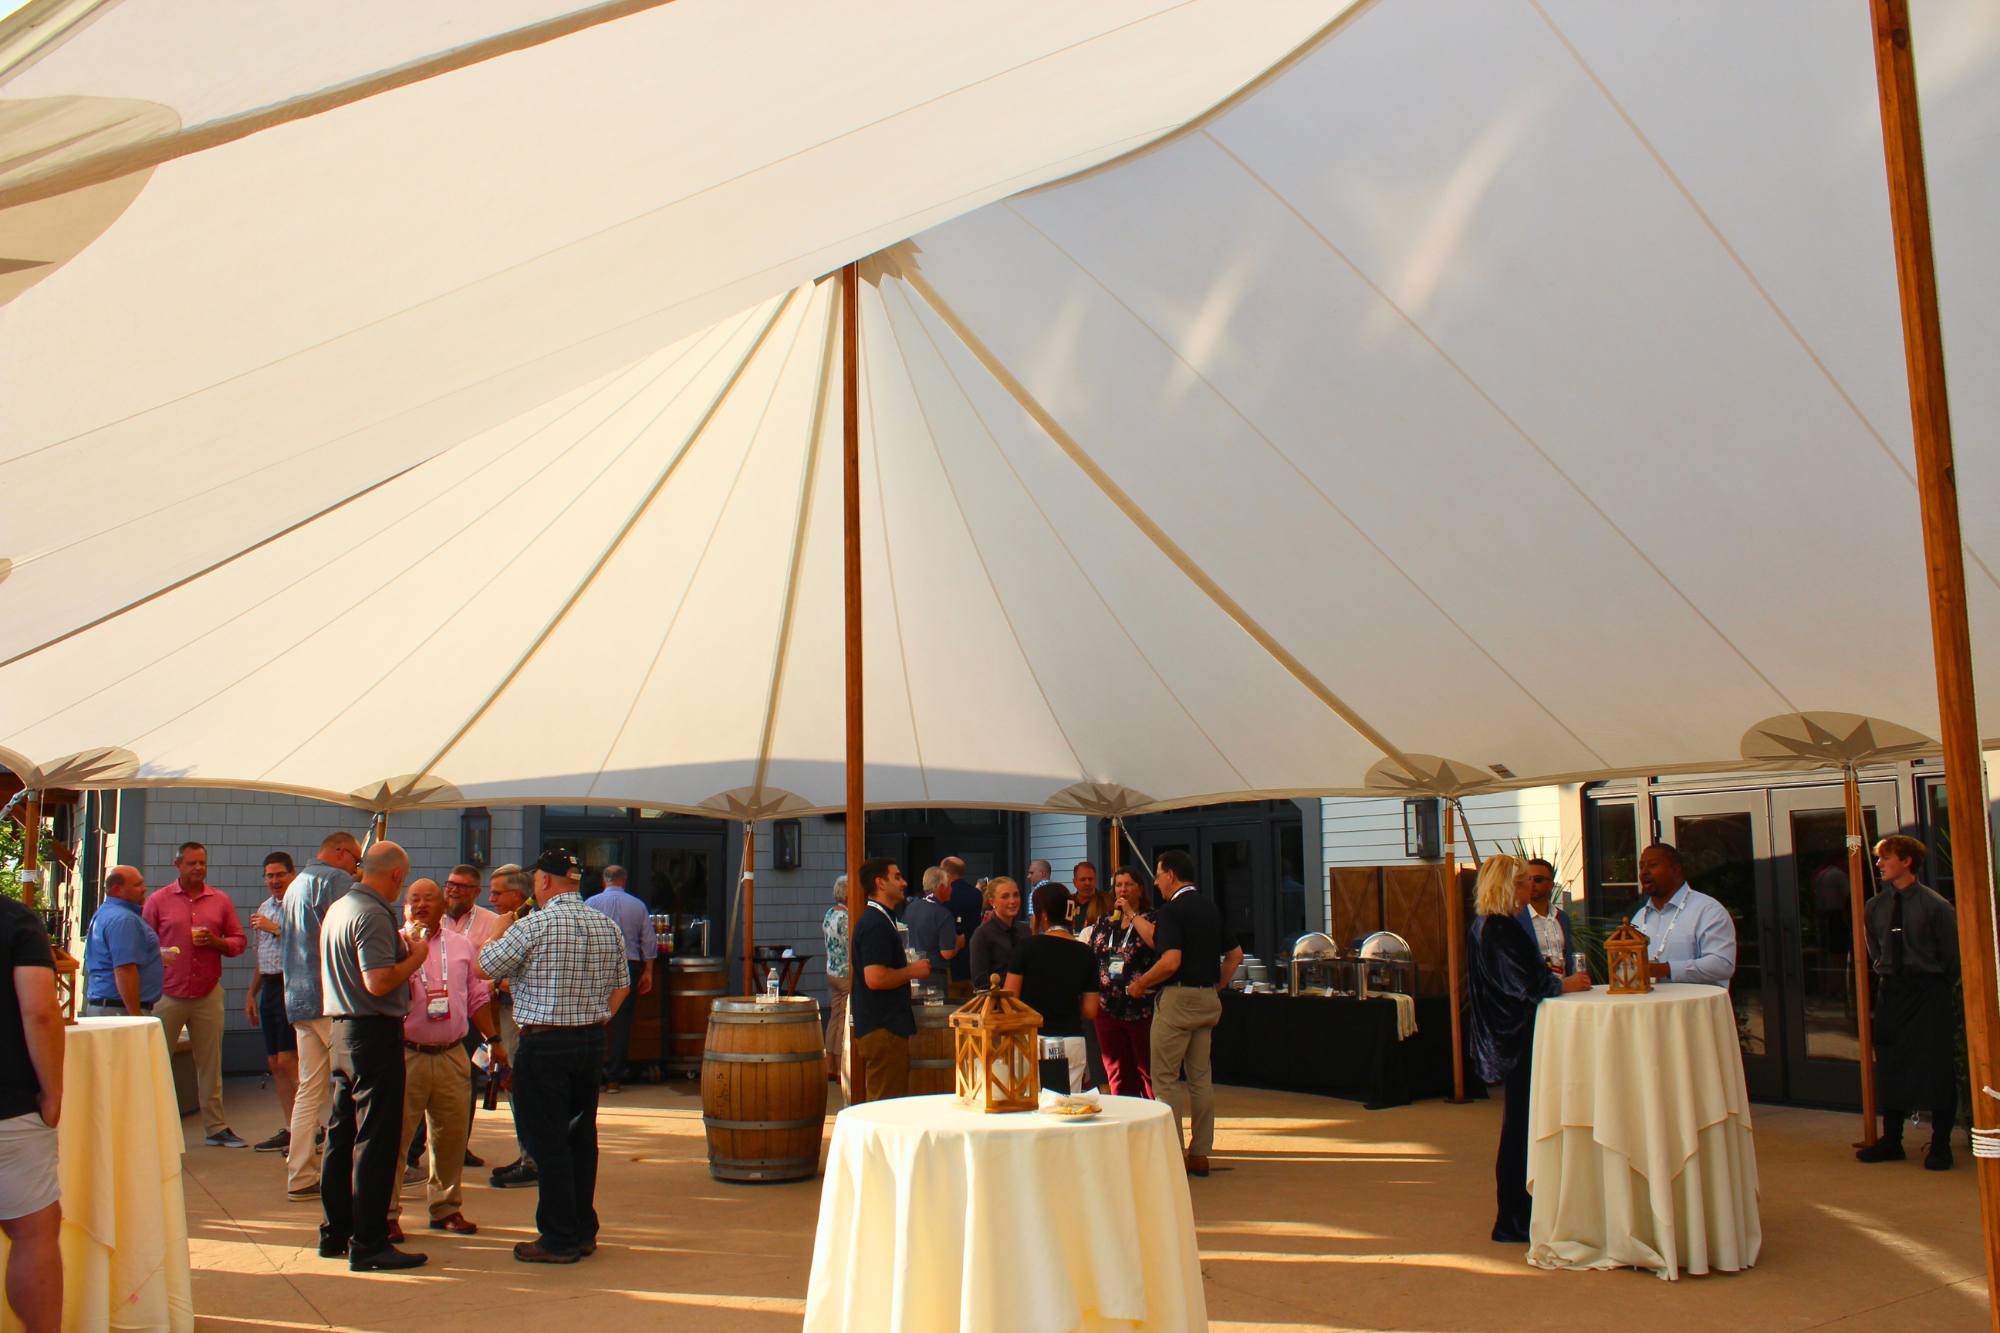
[0,1016,194,1332]
[1526,984,1760,1279]
[805,1093,1206,1331]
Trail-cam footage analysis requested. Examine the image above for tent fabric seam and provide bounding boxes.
[577,291,808,799]
[900,263,1425,782]
[884,270,1255,794]
[748,280,842,811]
[1525,0,2000,600]
[1003,194,1613,771]
[1199,128,1800,718]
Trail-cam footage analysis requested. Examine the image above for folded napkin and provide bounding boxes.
[1386,991,1418,1041]
[1037,1087,1103,1112]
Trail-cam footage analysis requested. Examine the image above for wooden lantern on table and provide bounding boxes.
[949,975,1042,1113]
[1604,919,1653,995]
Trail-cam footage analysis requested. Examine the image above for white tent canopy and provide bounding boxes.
[2,0,1997,815]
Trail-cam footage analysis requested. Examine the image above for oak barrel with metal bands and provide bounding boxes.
[665,957,727,1075]
[701,995,827,1182]
[910,1000,955,1096]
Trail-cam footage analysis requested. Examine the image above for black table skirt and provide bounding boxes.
[1212,991,1467,1109]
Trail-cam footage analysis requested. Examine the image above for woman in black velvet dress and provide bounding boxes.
[1468,853,1593,1242]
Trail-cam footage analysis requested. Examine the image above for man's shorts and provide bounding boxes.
[259,975,297,1056]
[0,1110,58,1220]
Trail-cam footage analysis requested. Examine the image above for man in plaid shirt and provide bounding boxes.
[477,849,628,1265]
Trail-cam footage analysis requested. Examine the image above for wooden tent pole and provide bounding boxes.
[1869,1,2000,1319]
[741,820,756,996]
[18,790,41,913]
[1443,799,1466,1103]
[1845,767,1880,1147]
[841,261,867,1105]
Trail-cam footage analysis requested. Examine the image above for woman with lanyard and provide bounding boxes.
[1087,866,1158,1097]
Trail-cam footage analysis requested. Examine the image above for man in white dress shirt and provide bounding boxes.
[1633,843,1737,985]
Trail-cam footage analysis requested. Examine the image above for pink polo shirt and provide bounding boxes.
[402,927,492,1046]
[438,903,502,953]
[142,881,246,999]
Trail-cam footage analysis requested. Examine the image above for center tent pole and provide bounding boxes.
[1868,1,2000,1319]
[1844,767,1879,1147]
[840,261,867,1105]
[1443,799,1466,1103]
[741,820,756,996]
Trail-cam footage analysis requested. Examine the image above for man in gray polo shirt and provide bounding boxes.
[318,841,430,1272]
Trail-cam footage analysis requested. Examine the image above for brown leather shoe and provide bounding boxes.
[1185,1154,1210,1177]
[428,1212,478,1234]
[513,1241,581,1265]
[386,1221,405,1243]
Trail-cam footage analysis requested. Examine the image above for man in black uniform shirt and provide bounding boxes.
[1856,834,1961,1170]
[1128,850,1241,1177]
[0,895,63,1331]
[851,858,930,1101]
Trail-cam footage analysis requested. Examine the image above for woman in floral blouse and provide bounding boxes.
[821,876,850,1086]
[1088,866,1158,1097]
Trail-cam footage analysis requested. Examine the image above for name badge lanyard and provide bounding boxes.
[1644,899,1687,963]
[425,930,452,1019]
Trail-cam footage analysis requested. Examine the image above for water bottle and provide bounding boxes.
[763,973,781,1005]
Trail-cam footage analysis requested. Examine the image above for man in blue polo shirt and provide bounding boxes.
[82,866,164,1017]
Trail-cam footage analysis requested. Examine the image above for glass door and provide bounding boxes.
[636,831,726,958]
[1653,792,1782,1101]
[1770,781,1896,1106]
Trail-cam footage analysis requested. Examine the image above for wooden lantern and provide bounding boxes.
[51,945,80,1024]
[949,975,1042,1113]
[1604,919,1653,995]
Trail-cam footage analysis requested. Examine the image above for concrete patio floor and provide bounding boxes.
[178,1075,1988,1332]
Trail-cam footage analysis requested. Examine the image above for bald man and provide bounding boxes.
[82,867,163,1017]
[318,842,430,1272]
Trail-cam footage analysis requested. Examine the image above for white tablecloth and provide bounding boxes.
[0,1018,194,1331]
[805,1094,1206,1331]
[1526,985,1760,1279]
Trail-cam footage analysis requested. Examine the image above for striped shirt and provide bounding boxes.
[478,891,628,1027]
[253,894,285,974]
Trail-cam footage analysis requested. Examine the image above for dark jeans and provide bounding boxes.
[514,1025,606,1254]
[603,962,645,1083]
[1494,1054,1533,1236]
[322,1016,407,1254]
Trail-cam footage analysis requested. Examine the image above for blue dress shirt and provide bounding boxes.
[84,896,164,1005]
[585,884,659,962]
[282,859,354,1024]
[1631,883,1737,985]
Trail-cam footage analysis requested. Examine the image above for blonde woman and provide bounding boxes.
[1468,854,1591,1243]
[968,878,1031,989]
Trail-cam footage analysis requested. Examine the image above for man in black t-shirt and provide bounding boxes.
[1128,850,1241,1177]
[851,858,930,1101]
[0,896,64,1331]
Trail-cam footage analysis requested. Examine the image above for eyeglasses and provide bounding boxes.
[1526,875,1554,883]
[445,880,479,891]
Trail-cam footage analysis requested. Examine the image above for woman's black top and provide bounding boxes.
[1007,933,1100,1038]
[1467,912,1562,1085]
[968,917,1031,991]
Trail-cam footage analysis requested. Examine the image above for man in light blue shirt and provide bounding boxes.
[585,865,657,1092]
[1634,843,1737,986]
[82,867,163,1016]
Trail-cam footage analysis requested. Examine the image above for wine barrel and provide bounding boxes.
[701,996,827,1183]
[665,957,727,1076]
[910,1001,955,1096]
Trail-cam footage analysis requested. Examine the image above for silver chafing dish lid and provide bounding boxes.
[1290,932,1340,961]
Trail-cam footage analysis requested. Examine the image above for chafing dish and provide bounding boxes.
[1288,932,1348,996]
[1355,930,1414,1000]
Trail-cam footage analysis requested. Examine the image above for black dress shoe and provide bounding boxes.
[1926,1141,1955,1171]
[317,1236,350,1259]
[1856,1139,1906,1163]
[491,1160,540,1188]
[350,1245,429,1272]
[1491,1224,1530,1244]
[462,1148,485,1169]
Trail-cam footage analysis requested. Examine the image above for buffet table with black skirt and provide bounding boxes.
[1213,990,1461,1108]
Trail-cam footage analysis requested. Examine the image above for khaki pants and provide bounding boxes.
[287,1017,333,1192]
[824,975,851,1096]
[854,1027,910,1101]
[392,1045,472,1222]
[1151,986,1222,1157]
[154,987,226,1135]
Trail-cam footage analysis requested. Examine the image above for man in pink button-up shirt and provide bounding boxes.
[392,880,502,1238]
[142,841,248,1146]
